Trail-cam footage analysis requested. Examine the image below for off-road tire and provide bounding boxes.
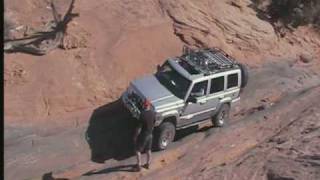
[154,121,176,151]
[212,104,230,127]
[239,63,249,88]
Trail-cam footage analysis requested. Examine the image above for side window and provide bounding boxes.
[210,76,224,94]
[227,73,238,89]
[190,80,208,97]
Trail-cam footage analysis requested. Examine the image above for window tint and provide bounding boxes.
[190,80,208,97]
[156,62,191,99]
[227,73,238,89]
[210,76,224,94]
[178,60,199,74]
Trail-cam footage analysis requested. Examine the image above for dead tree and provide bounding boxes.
[4,0,78,55]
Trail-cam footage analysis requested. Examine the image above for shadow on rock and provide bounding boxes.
[175,123,214,141]
[83,164,136,176]
[175,125,199,141]
[85,99,136,163]
[42,172,68,180]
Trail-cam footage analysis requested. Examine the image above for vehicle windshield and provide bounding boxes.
[155,61,191,99]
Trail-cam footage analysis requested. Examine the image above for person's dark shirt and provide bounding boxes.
[137,110,155,136]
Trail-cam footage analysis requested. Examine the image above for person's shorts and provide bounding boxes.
[136,134,152,152]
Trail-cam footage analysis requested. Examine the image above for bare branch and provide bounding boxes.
[4,0,78,56]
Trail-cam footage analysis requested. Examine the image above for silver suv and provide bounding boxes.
[121,48,248,150]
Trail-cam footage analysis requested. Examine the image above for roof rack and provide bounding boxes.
[180,48,238,75]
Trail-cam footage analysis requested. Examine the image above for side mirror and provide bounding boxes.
[190,88,205,97]
[187,96,197,103]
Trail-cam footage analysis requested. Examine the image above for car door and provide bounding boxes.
[206,75,226,116]
[224,72,240,100]
[180,80,212,126]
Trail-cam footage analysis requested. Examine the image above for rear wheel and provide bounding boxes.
[154,121,176,150]
[212,104,230,127]
[238,63,249,88]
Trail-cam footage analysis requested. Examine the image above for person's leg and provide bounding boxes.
[134,151,142,171]
[144,136,152,169]
[146,150,151,168]
[136,151,142,166]
[134,133,144,171]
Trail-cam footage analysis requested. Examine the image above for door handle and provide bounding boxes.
[218,96,224,100]
[198,100,207,105]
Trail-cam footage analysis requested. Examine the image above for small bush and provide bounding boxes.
[267,0,320,28]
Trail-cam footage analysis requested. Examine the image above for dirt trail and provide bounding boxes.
[4,60,320,180]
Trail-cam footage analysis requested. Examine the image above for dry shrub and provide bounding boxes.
[267,0,320,28]
[268,0,320,27]
[251,0,320,30]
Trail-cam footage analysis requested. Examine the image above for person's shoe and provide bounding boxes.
[143,163,150,169]
[133,164,141,172]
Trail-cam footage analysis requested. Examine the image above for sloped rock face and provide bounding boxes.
[160,0,320,65]
[198,100,320,180]
[161,0,276,51]
[4,0,182,120]
[4,0,320,121]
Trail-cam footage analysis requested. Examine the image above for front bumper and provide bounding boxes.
[121,92,141,119]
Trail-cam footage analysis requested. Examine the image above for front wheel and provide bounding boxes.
[154,122,176,151]
[212,104,230,127]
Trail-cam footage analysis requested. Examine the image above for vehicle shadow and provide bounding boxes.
[85,99,136,163]
[175,126,199,141]
[82,164,136,176]
[85,98,214,164]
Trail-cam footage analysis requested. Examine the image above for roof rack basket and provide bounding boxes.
[182,48,237,75]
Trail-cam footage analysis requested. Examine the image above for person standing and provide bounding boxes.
[133,100,155,172]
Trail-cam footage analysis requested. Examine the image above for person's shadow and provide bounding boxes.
[85,99,136,163]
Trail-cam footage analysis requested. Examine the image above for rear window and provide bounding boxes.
[227,73,238,88]
[210,76,224,94]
